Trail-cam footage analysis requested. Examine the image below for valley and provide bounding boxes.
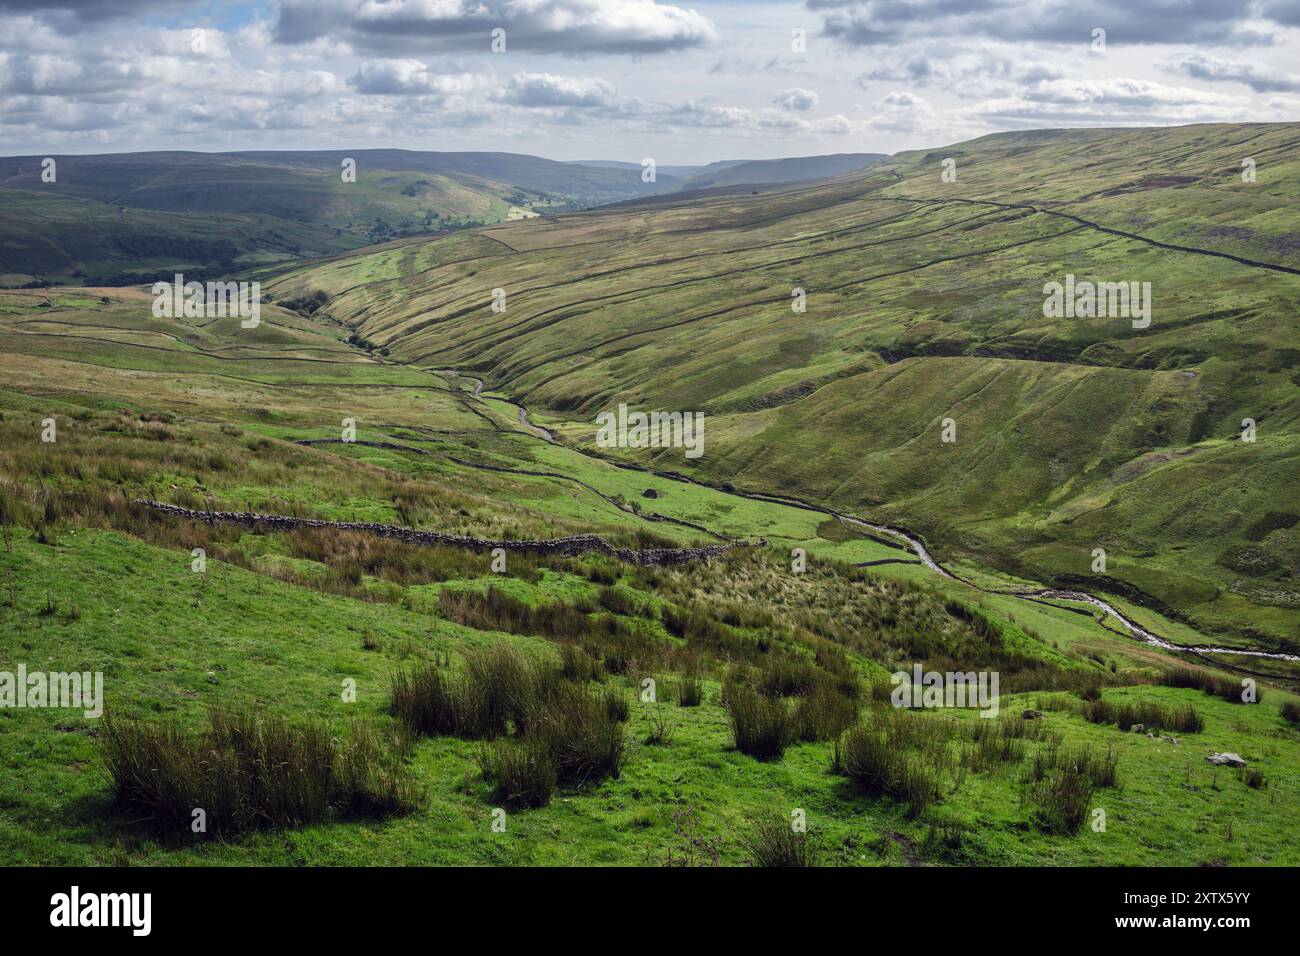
[1,123,1297,869]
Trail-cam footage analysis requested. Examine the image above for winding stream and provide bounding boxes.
[457,374,1297,667]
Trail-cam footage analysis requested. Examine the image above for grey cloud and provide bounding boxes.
[274,0,718,56]
[858,49,1065,88]
[773,88,819,111]
[1167,52,1300,92]
[811,0,1281,47]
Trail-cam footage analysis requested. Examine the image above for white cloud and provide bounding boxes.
[773,88,820,111]
[502,73,617,108]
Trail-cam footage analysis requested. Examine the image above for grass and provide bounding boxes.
[742,814,818,867]
[101,708,418,837]
[1,526,1298,865]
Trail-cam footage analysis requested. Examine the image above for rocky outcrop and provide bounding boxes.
[132,499,761,566]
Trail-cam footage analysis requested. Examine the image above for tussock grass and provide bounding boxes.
[833,709,950,818]
[100,709,418,837]
[792,682,859,742]
[1026,768,1094,835]
[726,683,793,760]
[677,662,703,707]
[479,735,557,809]
[742,814,817,867]
[1044,694,1203,733]
[1161,667,1257,705]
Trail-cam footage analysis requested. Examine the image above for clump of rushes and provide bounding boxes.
[792,682,859,742]
[742,814,817,867]
[1280,701,1300,725]
[478,735,557,809]
[678,664,703,707]
[833,709,949,818]
[726,683,792,760]
[100,709,418,837]
[1044,695,1204,734]
[1161,668,1260,705]
[393,647,625,809]
[1026,768,1094,835]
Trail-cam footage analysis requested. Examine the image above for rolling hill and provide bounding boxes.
[0,149,886,286]
[262,122,1300,651]
[680,153,887,190]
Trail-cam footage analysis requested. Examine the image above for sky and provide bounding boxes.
[1,0,1298,163]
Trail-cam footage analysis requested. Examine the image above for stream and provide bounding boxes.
[458,374,1297,667]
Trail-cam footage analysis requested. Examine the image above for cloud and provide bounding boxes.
[810,0,1282,47]
[273,0,718,56]
[347,60,481,97]
[0,0,194,28]
[865,90,941,134]
[967,76,1247,125]
[502,72,616,107]
[773,87,819,111]
[857,47,1065,90]
[1165,52,1300,92]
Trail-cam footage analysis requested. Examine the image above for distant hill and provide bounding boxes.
[0,148,893,286]
[680,153,888,190]
[0,149,673,285]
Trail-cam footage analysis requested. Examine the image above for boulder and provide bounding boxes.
[1131,723,1144,733]
[1021,709,1044,720]
[1206,752,1247,768]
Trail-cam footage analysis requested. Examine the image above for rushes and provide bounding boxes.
[478,735,557,809]
[726,684,792,760]
[792,682,859,742]
[1027,769,1094,835]
[1161,668,1258,705]
[742,814,817,867]
[677,664,703,707]
[393,646,625,808]
[100,709,418,837]
[1044,694,1203,734]
[833,709,951,818]
[1020,743,1117,834]
[1282,701,1300,725]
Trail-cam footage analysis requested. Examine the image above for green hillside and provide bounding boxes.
[262,123,1300,651]
[2,286,1297,866]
